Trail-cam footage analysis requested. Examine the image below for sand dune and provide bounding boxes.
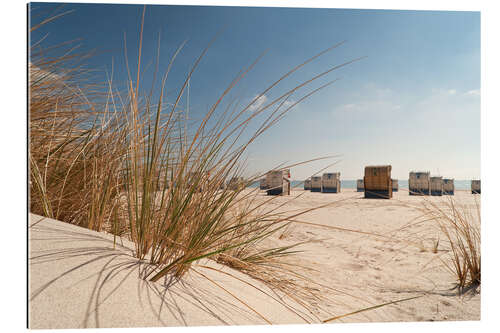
[28,188,480,328]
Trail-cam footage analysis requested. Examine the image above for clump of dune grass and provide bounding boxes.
[112,6,365,284]
[415,196,481,292]
[29,5,368,319]
[29,8,127,231]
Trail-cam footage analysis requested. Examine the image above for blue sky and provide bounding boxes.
[29,2,480,180]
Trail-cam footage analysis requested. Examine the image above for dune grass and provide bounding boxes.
[416,196,481,292]
[29,27,125,231]
[373,188,481,293]
[29,6,365,317]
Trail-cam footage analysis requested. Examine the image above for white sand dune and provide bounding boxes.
[28,214,315,329]
[28,188,480,328]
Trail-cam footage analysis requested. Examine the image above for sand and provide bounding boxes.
[28,188,480,329]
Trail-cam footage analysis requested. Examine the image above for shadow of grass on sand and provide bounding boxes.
[28,214,322,328]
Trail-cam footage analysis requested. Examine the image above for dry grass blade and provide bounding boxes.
[322,295,424,323]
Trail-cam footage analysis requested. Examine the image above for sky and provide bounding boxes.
[29,2,481,180]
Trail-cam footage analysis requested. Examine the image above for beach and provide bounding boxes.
[25,3,485,330]
[29,188,480,328]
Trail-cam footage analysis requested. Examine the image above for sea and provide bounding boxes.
[249,179,474,190]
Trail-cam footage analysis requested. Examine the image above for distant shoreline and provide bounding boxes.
[250,179,477,190]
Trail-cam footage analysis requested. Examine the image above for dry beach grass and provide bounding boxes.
[29,6,365,324]
[410,196,481,292]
